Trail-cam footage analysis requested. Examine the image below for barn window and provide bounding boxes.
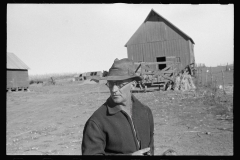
[156,57,166,70]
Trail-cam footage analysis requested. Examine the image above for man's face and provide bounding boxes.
[107,79,134,104]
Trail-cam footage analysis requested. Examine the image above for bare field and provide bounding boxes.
[7,78,233,155]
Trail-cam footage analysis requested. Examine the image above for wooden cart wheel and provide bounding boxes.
[163,82,168,91]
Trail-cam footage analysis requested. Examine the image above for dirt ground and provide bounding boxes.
[7,78,233,155]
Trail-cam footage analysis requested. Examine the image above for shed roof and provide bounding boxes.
[125,9,195,47]
[7,52,30,70]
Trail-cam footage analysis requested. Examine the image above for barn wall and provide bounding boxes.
[126,20,192,70]
[127,39,190,70]
[188,40,195,64]
[126,20,189,45]
[7,69,29,89]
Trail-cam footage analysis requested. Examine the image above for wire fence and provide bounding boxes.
[194,65,233,90]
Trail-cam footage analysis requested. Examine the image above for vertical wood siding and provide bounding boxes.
[188,40,195,64]
[127,39,192,70]
[126,16,194,70]
[7,70,29,89]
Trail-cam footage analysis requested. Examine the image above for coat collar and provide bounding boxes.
[106,95,138,115]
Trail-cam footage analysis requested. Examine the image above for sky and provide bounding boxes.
[7,4,234,75]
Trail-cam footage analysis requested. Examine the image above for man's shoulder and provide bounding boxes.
[132,95,152,112]
[88,102,108,121]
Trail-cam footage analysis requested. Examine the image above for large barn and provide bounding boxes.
[125,9,195,71]
[7,52,30,91]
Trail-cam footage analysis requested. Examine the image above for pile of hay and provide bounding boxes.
[174,72,196,91]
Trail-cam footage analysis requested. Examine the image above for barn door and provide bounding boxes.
[165,56,175,69]
[166,56,177,62]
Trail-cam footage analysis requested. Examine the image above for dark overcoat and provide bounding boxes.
[81,95,154,155]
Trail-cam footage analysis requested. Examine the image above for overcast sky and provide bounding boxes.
[7,4,234,75]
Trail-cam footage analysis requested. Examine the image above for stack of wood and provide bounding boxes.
[174,71,196,91]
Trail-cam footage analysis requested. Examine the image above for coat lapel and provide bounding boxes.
[131,95,146,148]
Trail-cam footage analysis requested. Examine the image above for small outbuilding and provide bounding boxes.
[7,52,30,91]
[125,9,195,71]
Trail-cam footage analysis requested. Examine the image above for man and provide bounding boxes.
[81,58,154,155]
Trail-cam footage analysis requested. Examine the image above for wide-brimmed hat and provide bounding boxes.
[101,58,142,81]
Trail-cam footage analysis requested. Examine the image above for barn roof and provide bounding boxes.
[7,52,30,70]
[125,9,195,47]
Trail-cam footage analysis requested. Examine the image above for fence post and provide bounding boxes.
[211,72,213,87]
[197,68,199,86]
[210,67,212,87]
[200,68,202,86]
[201,68,203,86]
[212,75,214,89]
[215,78,217,89]
[206,68,208,86]
[221,69,225,92]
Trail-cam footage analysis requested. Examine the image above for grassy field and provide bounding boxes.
[7,66,233,155]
